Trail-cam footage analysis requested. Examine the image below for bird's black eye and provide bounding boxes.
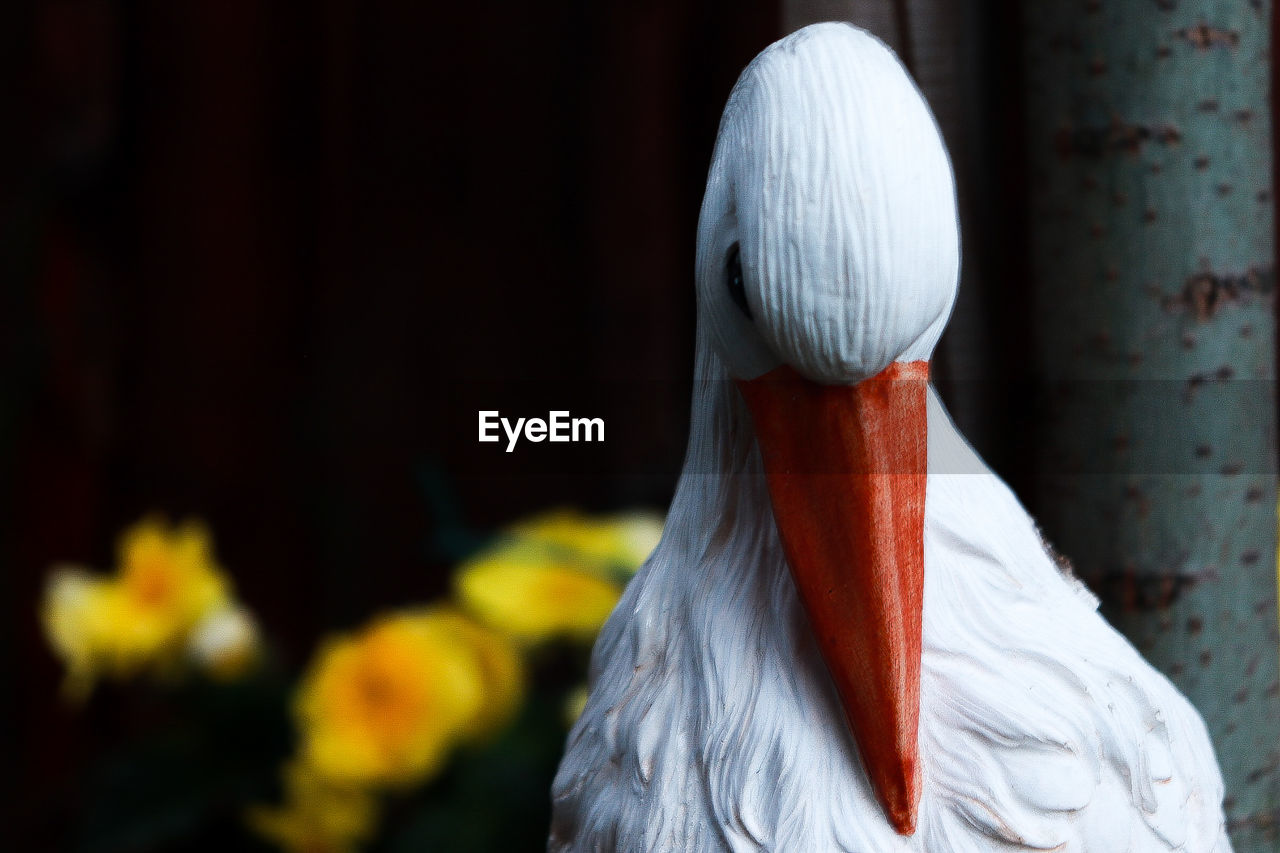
[725,243,752,320]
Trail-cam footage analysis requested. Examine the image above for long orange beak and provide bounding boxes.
[735,360,928,835]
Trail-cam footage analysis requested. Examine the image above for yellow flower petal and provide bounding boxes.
[506,508,663,574]
[117,516,229,618]
[41,566,116,699]
[247,760,378,853]
[294,610,492,787]
[110,515,232,667]
[427,608,525,739]
[455,558,622,643]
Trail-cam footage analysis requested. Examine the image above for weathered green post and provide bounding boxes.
[1023,3,1278,846]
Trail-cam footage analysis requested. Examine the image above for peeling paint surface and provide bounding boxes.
[1025,2,1278,849]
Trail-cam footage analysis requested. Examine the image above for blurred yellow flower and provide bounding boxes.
[508,508,663,575]
[42,566,118,699]
[454,509,661,643]
[427,609,524,739]
[295,608,522,787]
[112,516,230,660]
[456,557,621,643]
[40,516,233,696]
[247,760,379,853]
[188,603,260,680]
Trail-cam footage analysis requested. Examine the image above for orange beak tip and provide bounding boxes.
[885,762,921,835]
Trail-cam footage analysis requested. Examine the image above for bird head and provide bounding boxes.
[694,23,959,835]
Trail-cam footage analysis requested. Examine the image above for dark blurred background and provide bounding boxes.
[4,0,1276,849]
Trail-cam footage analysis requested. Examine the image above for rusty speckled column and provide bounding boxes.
[1023,3,1279,847]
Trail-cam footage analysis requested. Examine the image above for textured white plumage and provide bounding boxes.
[550,23,1229,852]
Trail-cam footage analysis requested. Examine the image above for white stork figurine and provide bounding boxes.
[550,23,1229,852]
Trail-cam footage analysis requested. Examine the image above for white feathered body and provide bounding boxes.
[550,342,1229,852]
